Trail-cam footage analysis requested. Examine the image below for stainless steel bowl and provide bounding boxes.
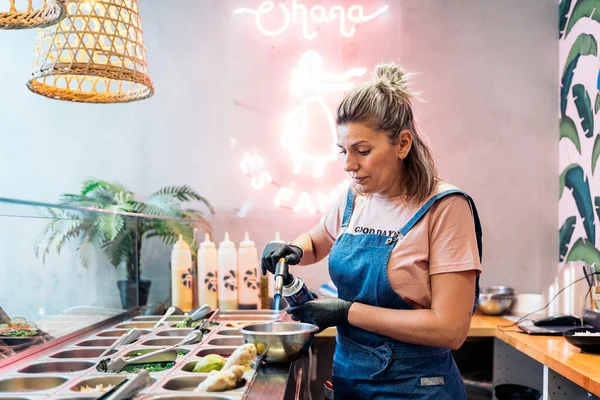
[478,292,514,315]
[239,322,319,363]
[482,286,514,296]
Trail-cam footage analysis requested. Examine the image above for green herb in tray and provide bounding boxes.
[122,361,175,373]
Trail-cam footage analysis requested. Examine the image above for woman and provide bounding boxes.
[261,63,482,399]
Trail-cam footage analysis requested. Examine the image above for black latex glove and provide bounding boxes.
[261,242,303,275]
[286,297,353,331]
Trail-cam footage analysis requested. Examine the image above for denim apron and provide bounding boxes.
[329,188,482,399]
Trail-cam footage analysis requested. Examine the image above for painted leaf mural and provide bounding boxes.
[559,216,577,261]
[593,135,600,174]
[561,54,579,116]
[563,33,597,76]
[573,84,594,137]
[561,164,595,244]
[566,238,600,267]
[559,0,600,270]
[565,0,600,37]
[559,0,572,38]
[560,115,581,153]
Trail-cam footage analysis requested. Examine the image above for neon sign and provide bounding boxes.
[233,1,389,39]
[239,51,363,213]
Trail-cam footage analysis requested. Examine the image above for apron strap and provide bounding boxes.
[396,189,482,313]
[340,188,356,229]
[398,189,464,237]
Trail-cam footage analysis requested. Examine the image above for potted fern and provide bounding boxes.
[35,179,214,308]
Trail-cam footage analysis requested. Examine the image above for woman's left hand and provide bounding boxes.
[286,298,353,331]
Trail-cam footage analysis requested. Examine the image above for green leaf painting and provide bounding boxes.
[559,216,577,261]
[573,84,594,137]
[562,164,595,243]
[561,54,580,116]
[565,0,600,37]
[595,197,600,225]
[560,163,579,198]
[563,34,598,75]
[566,238,600,267]
[560,115,581,153]
[559,0,573,38]
[595,91,600,114]
[593,135,600,174]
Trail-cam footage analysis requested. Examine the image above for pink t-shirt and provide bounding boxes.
[321,182,482,309]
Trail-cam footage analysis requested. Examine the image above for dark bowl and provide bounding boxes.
[0,330,42,346]
[495,384,541,400]
[564,327,600,353]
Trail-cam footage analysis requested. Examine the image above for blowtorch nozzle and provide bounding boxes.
[274,258,291,297]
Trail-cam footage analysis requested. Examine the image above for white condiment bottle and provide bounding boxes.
[171,234,193,311]
[237,232,260,309]
[218,232,238,310]
[197,233,218,310]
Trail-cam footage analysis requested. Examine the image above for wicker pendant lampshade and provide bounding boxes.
[27,0,153,103]
[1,0,66,29]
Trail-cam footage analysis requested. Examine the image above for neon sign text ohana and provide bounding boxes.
[233,1,389,39]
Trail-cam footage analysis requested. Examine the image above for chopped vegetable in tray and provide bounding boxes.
[124,350,187,359]
[78,384,113,393]
[122,361,175,373]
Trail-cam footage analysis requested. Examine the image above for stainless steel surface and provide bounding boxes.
[206,338,244,347]
[0,309,297,400]
[97,329,151,337]
[99,328,141,358]
[240,322,319,363]
[141,338,184,347]
[0,376,68,392]
[152,307,177,330]
[214,330,241,337]
[482,286,514,295]
[50,348,117,359]
[18,361,95,374]
[161,376,247,393]
[478,294,514,315]
[157,329,193,337]
[131,316,185,322]
[114,322,157,329]
[215,316,276,322]
[75,339,118,347]
[196,348,236,358]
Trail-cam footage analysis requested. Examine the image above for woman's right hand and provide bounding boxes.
[260,243,304,275]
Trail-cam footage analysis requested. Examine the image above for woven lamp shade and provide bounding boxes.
[1,0,66,29]
[27,0,153,103]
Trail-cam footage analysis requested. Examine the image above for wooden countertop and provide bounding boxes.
[317,314,600,396]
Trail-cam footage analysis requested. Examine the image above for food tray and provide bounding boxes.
[0,310,280,399]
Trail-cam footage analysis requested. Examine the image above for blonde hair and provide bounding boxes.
[336,63,438,203]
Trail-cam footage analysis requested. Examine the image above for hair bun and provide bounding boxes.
[373,63,415,101]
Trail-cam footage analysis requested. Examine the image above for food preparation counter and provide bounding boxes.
[311,315,600,399]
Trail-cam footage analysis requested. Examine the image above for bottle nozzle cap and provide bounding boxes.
[239,232,255,248]
[200,233,215,249]
[219,232,235,248]
[174,234,190,250]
